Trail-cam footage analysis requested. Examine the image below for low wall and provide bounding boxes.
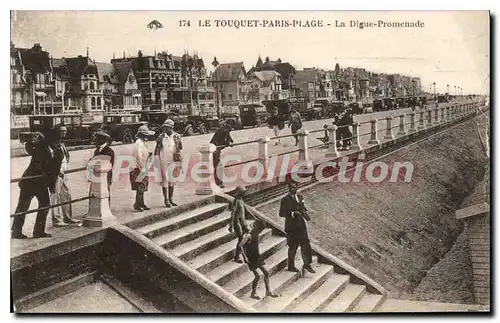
[251,113,487,296]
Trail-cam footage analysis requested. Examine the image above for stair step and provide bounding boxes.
[254,264,334,312]
[153,211,231,249]
[171,222,263,262]
[137,203,227,239]
[240,256,319,309]
[291,274,350,313]
[220,248,289,295]
[188,232,283,274]
[322,284,367,312]
[350,294,385,313]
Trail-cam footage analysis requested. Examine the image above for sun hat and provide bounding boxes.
[162,119,175,128]
[136,125,155,136]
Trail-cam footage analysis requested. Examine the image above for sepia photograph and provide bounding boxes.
[8,9,490,314]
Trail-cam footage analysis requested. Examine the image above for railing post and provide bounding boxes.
[368,118,380,145]
[397,114,406,136]
[83,159,116,227]
[258,136,270,176]
[351,122,362,151]
[297,128,313,168]
[384,116,394,140]
[408,112,417,134]
[326,125,338,158]
[195,144,217,195]
[418,110,426,131]
[426,108,433,128]
[446,105,451,121]
[433,107,440,125]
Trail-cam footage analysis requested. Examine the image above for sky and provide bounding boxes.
[10,10,490,95]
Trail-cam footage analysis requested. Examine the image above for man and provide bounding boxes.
[279,181,315,276]
[267,108,281,145]
[340,107,354,150]
[228,185,251,263]
[288,107,303,146]
[50,125,80,226]
[210,120,233,188]
[155,119,183,207]
[12,131,55,239]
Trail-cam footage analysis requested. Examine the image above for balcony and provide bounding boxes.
[35,83,54,90]
[83,89,103,95]
[11,83,25,89]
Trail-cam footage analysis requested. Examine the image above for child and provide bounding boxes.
[239,221,278,300]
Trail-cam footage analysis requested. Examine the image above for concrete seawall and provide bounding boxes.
[257,118,487,297]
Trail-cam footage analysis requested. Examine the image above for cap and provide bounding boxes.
[95,131,111,141]
[235,185,248,196]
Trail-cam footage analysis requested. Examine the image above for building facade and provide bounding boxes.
[211,62,248,113]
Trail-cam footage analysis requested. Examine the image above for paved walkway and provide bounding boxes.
[10,102,472,258]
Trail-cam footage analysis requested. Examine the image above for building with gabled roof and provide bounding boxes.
[211,62,248,110]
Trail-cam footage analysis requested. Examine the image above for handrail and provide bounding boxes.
[223,158,260,168]
[10,196,91,218]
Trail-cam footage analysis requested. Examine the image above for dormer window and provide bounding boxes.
[128,75,134,83]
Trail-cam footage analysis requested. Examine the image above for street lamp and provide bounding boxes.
[454,85,457,96]
[447,84,449,95]
[432,82,436,101]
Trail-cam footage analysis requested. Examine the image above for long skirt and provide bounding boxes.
[129,167,149,192]
[50,175,73,224]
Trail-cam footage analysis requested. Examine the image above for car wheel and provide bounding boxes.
[122,132,134,144]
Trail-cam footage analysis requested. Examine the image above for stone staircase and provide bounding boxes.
[127,201,386,313]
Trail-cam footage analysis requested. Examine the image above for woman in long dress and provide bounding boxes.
[130,125,155,212]
[155,119,183,208]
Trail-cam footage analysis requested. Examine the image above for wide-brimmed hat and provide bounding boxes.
[136,125,155,136]
[162,119,175,129]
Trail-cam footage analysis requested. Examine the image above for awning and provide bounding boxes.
[35,92,47,97]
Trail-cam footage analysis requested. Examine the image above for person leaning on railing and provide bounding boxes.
[210,120,234,189]
[11,131,56,239]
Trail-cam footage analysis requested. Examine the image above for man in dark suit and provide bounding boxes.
[279,181,315,275]
[210,121,233,188]
[11,131,56,239]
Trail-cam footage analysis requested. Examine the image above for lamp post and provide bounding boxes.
[447,84,449,96]
[433,82,436,102]
[454,85,457,97]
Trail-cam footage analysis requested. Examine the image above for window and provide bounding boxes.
[91,97,96,107]
[97,97,101,106]
[228,94,232,100]
[64,117,72,125]
[90,82,95,90]
[209,104,214,108]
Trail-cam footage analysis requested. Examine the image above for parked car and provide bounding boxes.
[19,114,97,146]
[100,113,147,143]
[239,104,267,128]
[221,113,243,130]
[131,111,186,136]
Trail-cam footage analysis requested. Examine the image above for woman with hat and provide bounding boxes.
[92,131,114,204]
[228,185,251,263]
[130,125,155,212]
[154,119,183,208]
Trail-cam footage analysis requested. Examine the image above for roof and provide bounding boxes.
[295,69,318,84]
[17,45,51,73]
[249,70,282,83]
[51,58,66,68]
[64,56,95,79]
[95,62,115,83]
[213,62,246,81]
[112,61,134,84]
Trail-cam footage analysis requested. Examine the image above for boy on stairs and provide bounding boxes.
[239,221,278,300]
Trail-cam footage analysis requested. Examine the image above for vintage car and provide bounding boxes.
[383,98,395,110]
[186,115,208,135]
[347,101,364,114]
[131,111,186,136]
[100,114,147,144]
[19,114,96,146]
[221,113,243,130]
[395,97,407,109]
[239,104,268,128]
